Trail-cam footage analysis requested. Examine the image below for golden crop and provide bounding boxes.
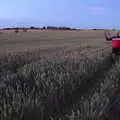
[0,46,119,120]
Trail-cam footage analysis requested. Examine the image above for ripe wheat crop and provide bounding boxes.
[0,45,115,120]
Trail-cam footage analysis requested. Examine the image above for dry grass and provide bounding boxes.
[0,30,119,120]
[0,30,108,54]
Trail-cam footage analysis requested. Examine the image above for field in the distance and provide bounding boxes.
[0,30,119,120]
[0,30,110,55]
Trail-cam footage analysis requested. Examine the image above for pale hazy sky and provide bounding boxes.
[0,0,120,28]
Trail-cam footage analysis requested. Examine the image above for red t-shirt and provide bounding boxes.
[106,36,120,48]
[112,38,120,48]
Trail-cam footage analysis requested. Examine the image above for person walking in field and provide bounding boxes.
[104,31,120,118]
[104,31,120,55]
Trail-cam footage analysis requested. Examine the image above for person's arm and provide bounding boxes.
[104,31,112,41]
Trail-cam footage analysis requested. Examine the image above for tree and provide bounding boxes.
[30,26,35,29]
[23,28,27,32]
[15,28,19,33]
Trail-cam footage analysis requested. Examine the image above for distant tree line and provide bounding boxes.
[44,26,76,30]
[29,26,77,30]
[1,26,113,31]
[2,26,77,31]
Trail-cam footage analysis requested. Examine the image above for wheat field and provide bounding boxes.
[0,30,119,120]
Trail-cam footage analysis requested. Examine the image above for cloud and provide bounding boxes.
[88,7,105,14]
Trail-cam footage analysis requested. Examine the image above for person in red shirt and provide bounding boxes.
[104,31,120,55]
